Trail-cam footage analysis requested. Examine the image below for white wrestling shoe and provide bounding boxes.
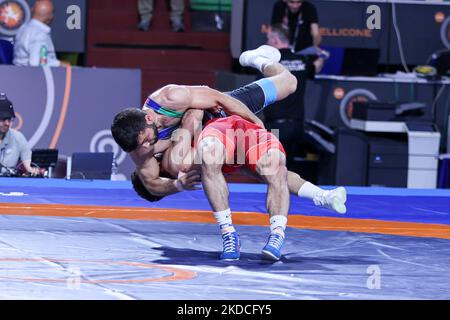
[313,187,347,214]
[239,45,281,68]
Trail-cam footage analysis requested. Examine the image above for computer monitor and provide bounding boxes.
[319,47,380,76]
[31,149,58,169]
[341,48,380,76]
[70,152,114,180]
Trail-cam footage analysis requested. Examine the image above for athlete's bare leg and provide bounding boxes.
[198,136,240,261]
[198,136,229,212]
[255,149,290,221]
[239,45,297,101]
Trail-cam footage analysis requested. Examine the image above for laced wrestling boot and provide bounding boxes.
[261,230,285,261]
[220,231,241,261]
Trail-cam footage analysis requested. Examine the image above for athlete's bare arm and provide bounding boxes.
[152,85,264,128]
[130,109,203,197]
[135,157,178,196]
[129,139,180,196]
[134,155,200,197]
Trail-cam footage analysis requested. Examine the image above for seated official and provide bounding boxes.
[0,94,40,176]
[13,0,67,67]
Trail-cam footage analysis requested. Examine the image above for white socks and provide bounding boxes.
[298,183,347,214]
[247,56,272,73]
[239,45,281,73]
[270,215,287,237]
[298,181,324,200]
[214,209,288,238]
[214,208,235,234]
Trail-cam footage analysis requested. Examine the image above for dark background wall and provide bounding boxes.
[243,0,450,65]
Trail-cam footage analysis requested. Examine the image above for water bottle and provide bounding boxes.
[111,157,118,180]
[39,45,48,66]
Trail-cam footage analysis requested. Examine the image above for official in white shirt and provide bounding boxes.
[13,0,65,67]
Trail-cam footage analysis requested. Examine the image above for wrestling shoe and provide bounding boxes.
[220,231,240,261]
[261,232,285,261]
[239,45,281,68]
[313,186,347,214]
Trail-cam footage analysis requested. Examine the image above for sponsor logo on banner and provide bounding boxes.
[320,27,373,38]
[0,0,30,36]
[333,88,345,100]
[90,129,127,165]
[435,11,445,24]
[338,88,377,127]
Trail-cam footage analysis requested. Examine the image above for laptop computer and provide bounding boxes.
[31,149,58,169]
[69,152,114,180]
[341,48,380,76]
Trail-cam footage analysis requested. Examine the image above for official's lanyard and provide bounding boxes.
[285,7,303,51]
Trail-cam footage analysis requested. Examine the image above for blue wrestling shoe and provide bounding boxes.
[220,231,240,261]
[261,232,285,261]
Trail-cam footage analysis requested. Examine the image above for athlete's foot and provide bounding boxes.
[261,231,285,261]
[219,231,240,261]
[137,18,151,31]
[313,186,347,214]
[171,16,185,32]
[239,45,281,68]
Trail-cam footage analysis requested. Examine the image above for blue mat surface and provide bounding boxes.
[0,215,448,299]
[1,178,450,299]
[1,178,449,225]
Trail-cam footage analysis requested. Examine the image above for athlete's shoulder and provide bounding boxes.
[147,84,181,98]
[165,85,192,103]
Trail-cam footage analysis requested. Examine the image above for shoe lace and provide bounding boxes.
[222,232,237,253]
[267,233,284,250]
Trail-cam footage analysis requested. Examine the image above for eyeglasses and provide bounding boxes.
[288,0,303,3]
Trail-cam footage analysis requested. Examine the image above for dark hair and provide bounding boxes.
[270,23,290,44]
[131,171,165,202]
[111,108,147,152]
